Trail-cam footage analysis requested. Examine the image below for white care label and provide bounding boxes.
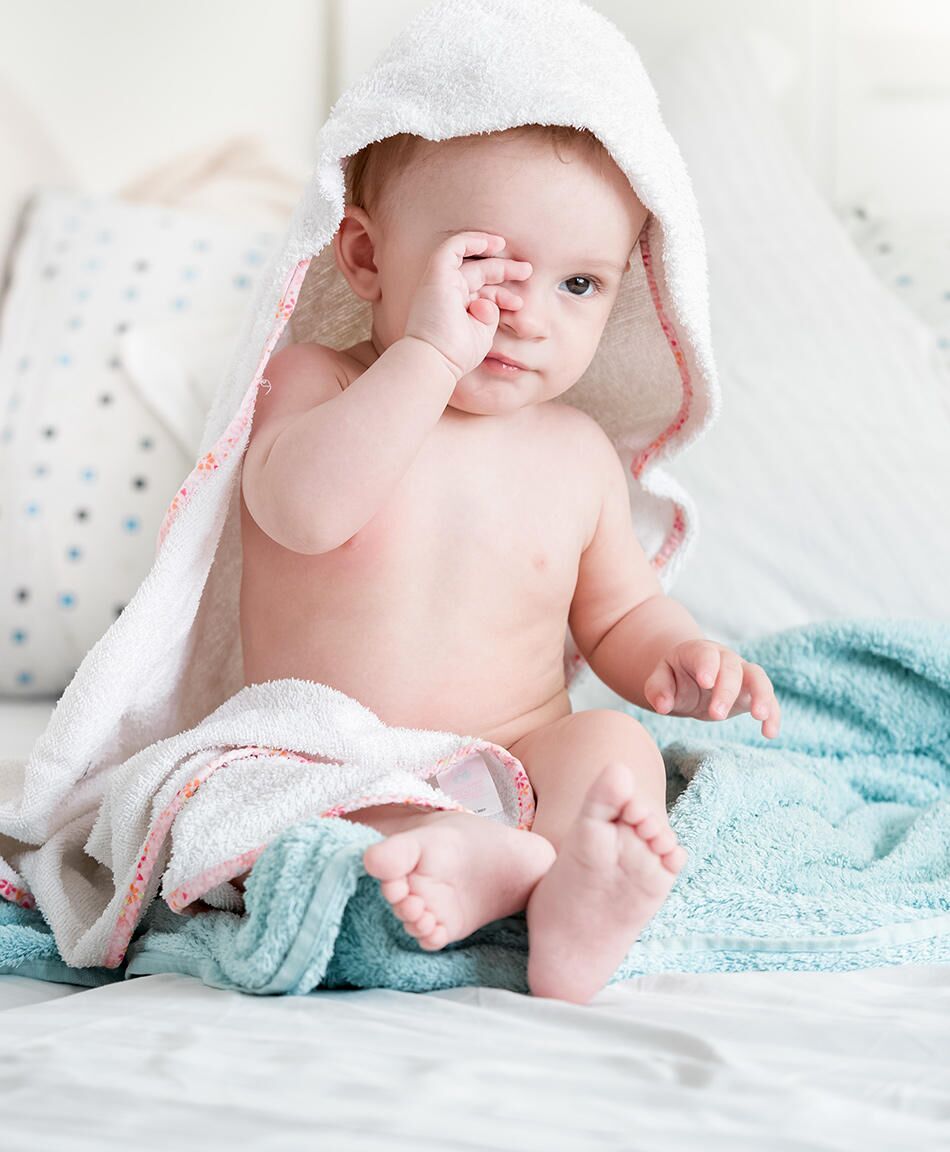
[435,751,504,820]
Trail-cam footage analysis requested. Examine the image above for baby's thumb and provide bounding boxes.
[469,297,498,326]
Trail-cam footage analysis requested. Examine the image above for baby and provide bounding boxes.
[238,125,781,1004]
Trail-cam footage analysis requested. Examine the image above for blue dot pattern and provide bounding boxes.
[839,202,950,371]
[0,188,279,696]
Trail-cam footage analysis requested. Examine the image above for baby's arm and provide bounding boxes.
[568,429,781,737]
[589,595,705,709]
[246,231,529,555]
[246,337,457,554]
[567,432,703,709]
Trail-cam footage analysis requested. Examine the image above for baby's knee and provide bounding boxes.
[511,707,666,814]
[573,710,667,808]
[575,708,664,767]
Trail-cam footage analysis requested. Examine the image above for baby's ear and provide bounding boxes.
[333,206,381,302]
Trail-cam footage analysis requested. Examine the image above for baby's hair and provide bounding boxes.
[343,124,608,224]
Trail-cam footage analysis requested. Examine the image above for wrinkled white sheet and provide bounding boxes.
[1,967,948,1151]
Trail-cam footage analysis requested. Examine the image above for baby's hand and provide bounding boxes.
[404,232,532,382]
[643,639,781,739]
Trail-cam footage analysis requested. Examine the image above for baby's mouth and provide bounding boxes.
[481,354,528,374]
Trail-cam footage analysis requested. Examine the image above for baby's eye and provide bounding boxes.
[559,276,601,298]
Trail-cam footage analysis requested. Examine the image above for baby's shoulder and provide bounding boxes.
[543,400,615,463]
[261,340,350,395]
[535,402,616,522]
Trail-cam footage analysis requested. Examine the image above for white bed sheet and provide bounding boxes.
[1,968,947,1150]
[2,700,949,1150]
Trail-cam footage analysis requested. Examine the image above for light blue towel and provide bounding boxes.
[2,618,948,993]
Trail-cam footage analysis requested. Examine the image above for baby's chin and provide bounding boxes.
[448,367,552,417]
[446,394,527,417]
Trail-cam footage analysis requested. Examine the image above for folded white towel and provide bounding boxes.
[0,0,719,968]
[12,680,530,967]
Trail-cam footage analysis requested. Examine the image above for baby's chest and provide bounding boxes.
[329,420,595,613]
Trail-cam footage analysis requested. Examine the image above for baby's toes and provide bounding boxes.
[404,909,437,938]
[391,893,425,921]
[660,844,688,875]
[617,792,680,859]
[363,833,421,885]
[418,924,449,951]
[379,876,410,905]
[643,823,678,857]
[619,794,650,827]
[628,811,663,842]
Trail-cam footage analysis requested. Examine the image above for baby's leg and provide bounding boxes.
[507,709,687,1004]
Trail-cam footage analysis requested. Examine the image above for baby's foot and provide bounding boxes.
[526,762,687,1004]
[362,810,556,951]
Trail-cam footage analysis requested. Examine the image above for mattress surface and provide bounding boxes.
[1,966,947,1150]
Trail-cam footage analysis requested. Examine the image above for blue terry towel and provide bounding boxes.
[2,618,948,993]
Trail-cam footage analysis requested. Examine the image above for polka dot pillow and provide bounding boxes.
[0,186,279,697]
[838,203,950,377]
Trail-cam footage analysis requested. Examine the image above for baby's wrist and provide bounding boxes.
[400,334,462,384]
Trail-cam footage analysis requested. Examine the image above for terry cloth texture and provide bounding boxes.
[2,620,947,992]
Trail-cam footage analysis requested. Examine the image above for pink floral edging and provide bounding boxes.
[0,876,35,910]
[167,739,536,915]
[4,263,314,934]
[632,230,693,571]
[156,257,313,549]
[104,739,534,968]
[103,745,301,968]
[564,230,694,684]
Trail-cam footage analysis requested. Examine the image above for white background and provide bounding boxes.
[2,0,950,215]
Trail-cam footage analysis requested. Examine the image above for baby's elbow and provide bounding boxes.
[241,463,335,555]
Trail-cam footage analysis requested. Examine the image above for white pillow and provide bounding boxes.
[643,31,950,646]
[0,75,76,317]
[838,202,950,378]
[0,186,280,697]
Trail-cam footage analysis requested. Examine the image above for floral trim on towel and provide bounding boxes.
[564,231,693,687]
[104,738,534,968]
[157,257,312,547]
[631,230,691,570]
[104,744,294,967]
[0,875,35,910]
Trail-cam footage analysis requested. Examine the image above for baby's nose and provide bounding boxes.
[501,280,547,339]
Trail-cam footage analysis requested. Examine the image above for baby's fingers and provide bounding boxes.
[461,256,532,294]
[762,691,782,739]
[769,697,782,738]
[479,285,524,312]
[743,662,781,738]
[644,660,677,714]
[467,296,499,327]
[678,642,721,692]
[709,653,743,719]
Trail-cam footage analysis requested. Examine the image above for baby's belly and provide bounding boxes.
[239,497,577,749]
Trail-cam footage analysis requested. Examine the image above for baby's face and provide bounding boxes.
[370,133,649,416]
